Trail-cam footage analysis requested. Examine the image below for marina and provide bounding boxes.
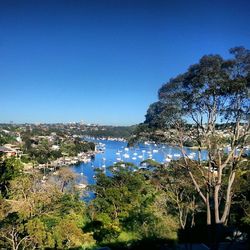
[71,139,208,185]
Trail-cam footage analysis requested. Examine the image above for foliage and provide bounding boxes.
[87,164,178,246]
[0,163,95,249]
[1,47,249,248]
[82,125,136,139]
[133,47,250,245]
[0,157,23,198]
[21,136,94,164]
[61,139,94,157]
[0,132,16,145]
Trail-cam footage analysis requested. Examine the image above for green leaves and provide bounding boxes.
[145,47,250,130]
[0,157,23,197]
[0,159,94,249]
[88,166,178,245]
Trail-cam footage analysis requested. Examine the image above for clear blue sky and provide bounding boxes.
[0,0,250,125]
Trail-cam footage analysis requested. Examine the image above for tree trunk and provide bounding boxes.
[221,171,235,223]
[206,193,211,225]
[214,185,220,224]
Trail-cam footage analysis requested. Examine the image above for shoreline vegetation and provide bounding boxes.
[0,122,244,173]
[1,47,250,249]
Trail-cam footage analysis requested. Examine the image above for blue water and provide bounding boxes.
[71,139,207,185]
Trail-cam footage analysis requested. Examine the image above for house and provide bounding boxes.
[0,146,17,157]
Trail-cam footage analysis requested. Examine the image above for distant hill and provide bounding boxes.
[81,125,137,139]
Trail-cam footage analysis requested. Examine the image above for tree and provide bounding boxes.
[0,157,23,197]
[54,167,79,193]
[0,172,95,249]
[230,157,250,240]
[0,212,31,250]
[141,47,250,229]
[150,161,197,230]
[87,163,178,244]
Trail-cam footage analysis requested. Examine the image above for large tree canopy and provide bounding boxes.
[141,47,250,229]
[147,47,249,129]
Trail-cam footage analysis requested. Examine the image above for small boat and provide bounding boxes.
[123,153,130,159]
[165,158,171,162]
[76,183,87,189]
